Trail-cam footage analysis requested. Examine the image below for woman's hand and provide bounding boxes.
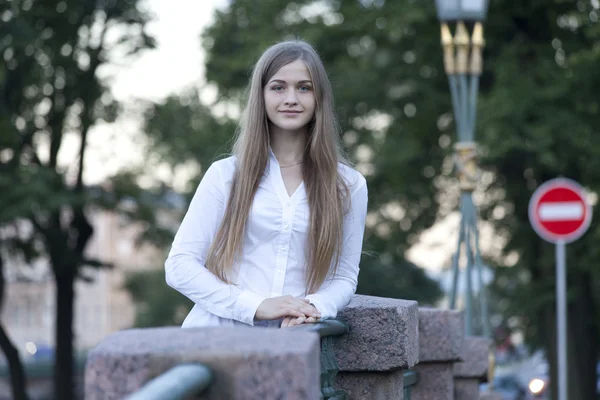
[255,295,321,321]
[280,315,319,328]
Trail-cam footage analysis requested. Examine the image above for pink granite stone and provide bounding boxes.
[84,326,320,400]
[334,295,420,371]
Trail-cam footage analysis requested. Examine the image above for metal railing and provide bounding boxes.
[295,320,349,400]
[403,369,419,400]
[124,363,212,400]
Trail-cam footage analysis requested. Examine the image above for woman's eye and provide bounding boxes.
[299,86,312,92]
[272,86,284,92]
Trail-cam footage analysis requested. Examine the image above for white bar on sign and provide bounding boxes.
[539,202,584,221]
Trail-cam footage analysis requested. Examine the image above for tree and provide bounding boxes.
[124,268,192,328]
[0,1,155,399]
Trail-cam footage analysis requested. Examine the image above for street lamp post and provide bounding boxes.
[433,0,491,339]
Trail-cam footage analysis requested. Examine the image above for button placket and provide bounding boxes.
[271,201,295,296]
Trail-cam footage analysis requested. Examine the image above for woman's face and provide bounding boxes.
[263,59,316,135]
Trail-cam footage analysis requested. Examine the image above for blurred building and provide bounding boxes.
[1,201,179,360]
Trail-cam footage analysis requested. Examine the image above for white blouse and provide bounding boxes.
[165,151,368,328]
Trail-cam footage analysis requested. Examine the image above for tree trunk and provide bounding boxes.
[0,324,29,400]
[566,270,598,400]
[54,270,75,400]
[0,255,29,400]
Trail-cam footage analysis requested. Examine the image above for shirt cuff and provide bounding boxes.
[236,290,266,326]
[304,295,335,321]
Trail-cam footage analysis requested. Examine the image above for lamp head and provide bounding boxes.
[434,0,489,22]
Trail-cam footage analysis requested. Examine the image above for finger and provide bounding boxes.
[304,317,318,324]
[285,300,320,318]
[284,309,307,319]
[299,304,321,318]
[281,317,292,328]
[290,316,307,327]
[288,299,320,315]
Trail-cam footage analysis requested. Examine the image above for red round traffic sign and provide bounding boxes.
[528,178,592,243]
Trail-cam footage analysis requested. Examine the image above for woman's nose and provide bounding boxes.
[284,90,298,105]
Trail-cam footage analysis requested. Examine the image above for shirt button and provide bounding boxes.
[283,224,289,230]
[286,201,291,207]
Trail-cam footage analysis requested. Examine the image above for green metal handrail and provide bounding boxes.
[124,363,212,400]
[293,319,348,337]
[403,370,419,400]
[295,320,349,400]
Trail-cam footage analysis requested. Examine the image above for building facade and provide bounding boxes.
[1,206,170,361]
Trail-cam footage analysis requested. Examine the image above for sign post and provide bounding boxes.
[528,178,592,400]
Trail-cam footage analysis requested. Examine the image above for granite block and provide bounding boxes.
[335,370,404,400]
[479,391,504,400]
[455,378,480,400]
[418,308,464,363]
[84,326,320,400]
[453,336,491,379]
[335,294,419,371]
[411,363,453,400]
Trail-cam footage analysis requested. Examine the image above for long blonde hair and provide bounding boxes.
[206,40,349,295]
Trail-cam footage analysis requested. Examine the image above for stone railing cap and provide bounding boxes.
[334,294,419,372]
[87,326,318,357]
[453,336,492,379]
[418,307,464,363]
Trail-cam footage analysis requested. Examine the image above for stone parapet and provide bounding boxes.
[334,294,420,371]
[83,295,492,400]
[85,326,320,400]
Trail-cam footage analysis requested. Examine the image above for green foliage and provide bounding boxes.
[357,259,442,305]
[124,269,192,328]
[143,92,238,170]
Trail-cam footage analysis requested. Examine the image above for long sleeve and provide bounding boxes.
[164,161,266,326]
[305,174,368,320]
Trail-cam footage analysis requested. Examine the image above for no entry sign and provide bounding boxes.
[528,178,592,244]
[528,177,593,400]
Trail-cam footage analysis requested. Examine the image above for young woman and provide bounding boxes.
[165,40,368,329]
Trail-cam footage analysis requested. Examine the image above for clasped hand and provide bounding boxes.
[255,295,320,328]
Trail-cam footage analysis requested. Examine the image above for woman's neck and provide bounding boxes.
[269,126,307,164]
